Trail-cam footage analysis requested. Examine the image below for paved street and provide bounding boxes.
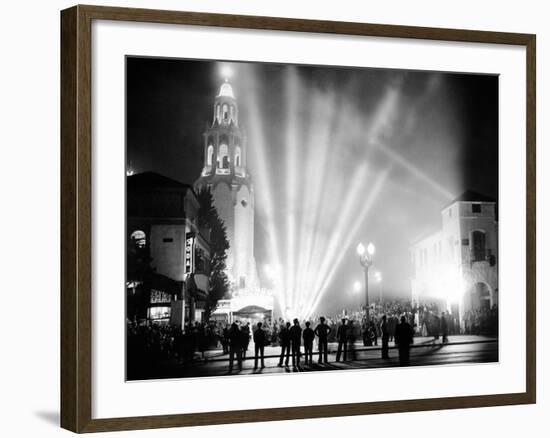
[139,336,498,380]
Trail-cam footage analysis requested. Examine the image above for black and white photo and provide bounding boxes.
[125,57,499,381]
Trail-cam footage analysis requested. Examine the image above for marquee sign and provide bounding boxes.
[150,289,171,304]
[185,232,195,273]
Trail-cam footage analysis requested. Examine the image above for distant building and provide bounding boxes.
[194,78,273,326]
[126,172,211,326]
[410,191,498,332]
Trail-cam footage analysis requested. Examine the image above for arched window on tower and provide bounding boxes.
[222,104,229,122]
[218,144,229,169]
[230,105,235,123]
[207,145,214,166]
[216,105,221,123]
[130,230,146,248]
[235,146,241,168]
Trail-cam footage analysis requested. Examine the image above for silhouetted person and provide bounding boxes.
[289,318,302,367]
[253,322,266,368]
[394,316,414,366]
[303,321,315,365]
[362,320,369,346]
[369,320,378,346]
[347,320,357,361]
[336,318,348,362]
[278,322,291,366]
[388,315,397,342]
[221,325,229,354]
[228,322,242,371]
[440,312,448,344]
[314,316,332,363]
[432,312,440,341]
[198,323,208,361]
[241,322,251,359]
[380,314,390,359]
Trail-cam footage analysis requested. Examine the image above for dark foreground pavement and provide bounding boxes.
[129,335,498,380]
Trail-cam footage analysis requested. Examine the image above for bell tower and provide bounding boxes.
[194,77,258,295]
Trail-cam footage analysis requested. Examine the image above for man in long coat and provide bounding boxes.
[394,315,414,366]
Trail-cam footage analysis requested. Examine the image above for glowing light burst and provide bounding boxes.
[305,169,390,320]
[298,162,370,316]
[295,93,349,316]
[285,67,299,315]
[241,70,286,315]
[374,139,455,200]
[241,67,457,322]
[292,92,336,314]
[220,64,233,80]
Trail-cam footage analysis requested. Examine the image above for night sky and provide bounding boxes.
[126,56,498,314]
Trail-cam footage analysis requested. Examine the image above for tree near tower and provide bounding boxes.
[197,187,230,319]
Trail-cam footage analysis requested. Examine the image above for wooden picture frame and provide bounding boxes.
[61,4,536,433]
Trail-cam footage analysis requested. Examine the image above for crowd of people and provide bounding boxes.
[127,300,499,376]
[126,320,222,374]
[463,305,499,336]
[243,315,416,369]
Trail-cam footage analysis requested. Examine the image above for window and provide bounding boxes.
[195,247,207,273]
[472,231,486,262]
[235,146,241,167]
[130,230,146,248]
[448,208,452,218]
[218,144,229,169]
[472,203,481,213]
[239,276,246,289]
[420,248,427,266]
[241,199,248,208]
[162,238,173,243]
[207,145,214,166]
[222,104,229,121]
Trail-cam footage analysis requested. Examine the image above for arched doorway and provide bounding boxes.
[470,282,491,311]
[465,282,497,335]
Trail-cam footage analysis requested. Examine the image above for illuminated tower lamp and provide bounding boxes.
[220,64,233,81]
[357,242,375,323]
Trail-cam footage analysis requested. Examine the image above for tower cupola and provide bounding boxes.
[213,79,238,126]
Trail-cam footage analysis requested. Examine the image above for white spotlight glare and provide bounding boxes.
[220,65,233,80]
[367,242,376,256]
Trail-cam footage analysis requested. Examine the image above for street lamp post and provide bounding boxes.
[374,271,383,305]
[353,280,362,317]
[357,242,375,324]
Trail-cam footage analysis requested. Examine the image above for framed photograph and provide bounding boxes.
[60,5,536,433]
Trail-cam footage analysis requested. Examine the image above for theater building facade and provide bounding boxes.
[126,172,211,326]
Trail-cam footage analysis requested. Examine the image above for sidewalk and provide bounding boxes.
[199,334,497,361]
[137,334,498,380]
